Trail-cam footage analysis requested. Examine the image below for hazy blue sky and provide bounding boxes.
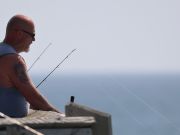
[0,0,180,74]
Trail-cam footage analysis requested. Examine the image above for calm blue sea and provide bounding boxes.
[31,73,180,135]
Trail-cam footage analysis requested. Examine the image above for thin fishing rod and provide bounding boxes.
[28,43,52,72]
[36,49,76,88]
[0,112,43,135]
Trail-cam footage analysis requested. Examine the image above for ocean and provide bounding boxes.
[31,73,180,135]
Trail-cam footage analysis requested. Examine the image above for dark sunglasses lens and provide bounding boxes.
[23,30,35,39]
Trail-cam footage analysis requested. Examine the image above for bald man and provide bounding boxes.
[0,15,61,117]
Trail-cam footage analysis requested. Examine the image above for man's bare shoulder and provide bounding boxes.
[0,54,27,87]
[0,54,25,64]
[0,54,27,74]
[1,54,29,85]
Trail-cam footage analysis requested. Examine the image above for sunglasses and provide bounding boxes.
[22,30,35,41]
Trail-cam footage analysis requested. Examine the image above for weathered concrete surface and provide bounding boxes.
[0,110,95,135]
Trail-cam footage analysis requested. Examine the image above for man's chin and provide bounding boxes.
[24,49,30,53]
[25,47,30,52]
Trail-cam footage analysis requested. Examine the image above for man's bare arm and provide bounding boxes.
[9,55,61,113]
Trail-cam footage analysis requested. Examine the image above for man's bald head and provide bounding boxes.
[3,15,35,53]
[6,14,35,34]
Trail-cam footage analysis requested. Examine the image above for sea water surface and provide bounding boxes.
[31,73,180,135]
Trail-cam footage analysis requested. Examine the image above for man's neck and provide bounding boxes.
[3,40,20,53]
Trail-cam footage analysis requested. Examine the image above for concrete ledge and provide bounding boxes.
[65,103,112,135]
[0,110,96,135]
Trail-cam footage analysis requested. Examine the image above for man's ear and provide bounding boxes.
[16,30,24,39]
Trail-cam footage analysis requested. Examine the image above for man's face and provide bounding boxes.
[20,26,35,52]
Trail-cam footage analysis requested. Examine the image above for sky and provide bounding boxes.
[0,0,180,74]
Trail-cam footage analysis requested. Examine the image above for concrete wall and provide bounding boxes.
[65,103,113,135]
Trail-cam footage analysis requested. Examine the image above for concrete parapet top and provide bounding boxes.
[0,110,95,129]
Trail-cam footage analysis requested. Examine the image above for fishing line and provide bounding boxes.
[92,80,145,127]
[101,74,180,133]
[87,75,149,128]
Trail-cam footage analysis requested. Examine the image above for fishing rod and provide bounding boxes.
[28,43,52,72]
[36,49,76,88]
[0,112,43,135]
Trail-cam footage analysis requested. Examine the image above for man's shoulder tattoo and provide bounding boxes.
[14,62,28,83]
